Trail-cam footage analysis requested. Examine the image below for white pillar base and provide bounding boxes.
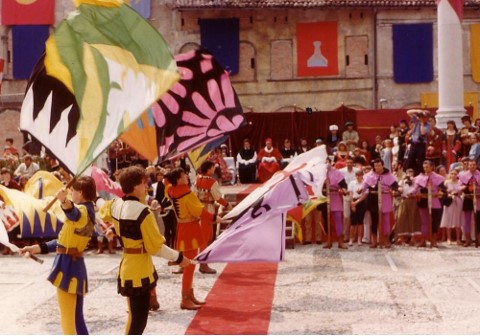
[435,106,467,129]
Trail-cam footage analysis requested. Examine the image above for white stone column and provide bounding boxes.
[436,0,465,129]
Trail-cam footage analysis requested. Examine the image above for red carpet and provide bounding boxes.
[186,262,278,335]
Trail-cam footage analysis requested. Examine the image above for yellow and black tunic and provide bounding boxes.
[167,184,213,252]
[99,196,166,296]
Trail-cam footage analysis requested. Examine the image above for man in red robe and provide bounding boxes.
[257,138,282,183]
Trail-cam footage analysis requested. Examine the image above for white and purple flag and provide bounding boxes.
[196,145,328,263]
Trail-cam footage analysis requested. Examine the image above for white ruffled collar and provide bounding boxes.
[264,146,274,153]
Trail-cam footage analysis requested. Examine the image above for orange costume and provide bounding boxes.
[167,184,213,292]
[196,175,229,241]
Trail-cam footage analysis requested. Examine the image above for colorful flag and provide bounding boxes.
[2,0,55,25]
[23,170,64,199]
[20,0,179,176]
[12,25,49,80]
[121,48,244,163]
[187,135,228,171]
[196,146,328,263]
[297,22,339,77]
[90,166,124,198]
[0,185,64,239]
[197,177,301,263]
[286,197,326,243]
[225,145,328,220]
[0,205,20,253]
[393,23,434,83]
[129,0,150,19]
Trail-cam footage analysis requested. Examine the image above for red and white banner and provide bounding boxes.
[297,21,339,77]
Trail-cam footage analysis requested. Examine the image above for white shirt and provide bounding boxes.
[348,179,367,199]
[340,166,359,185]
[14,161,39,177]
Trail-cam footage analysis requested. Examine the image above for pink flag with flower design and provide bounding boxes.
[121,48,244,163]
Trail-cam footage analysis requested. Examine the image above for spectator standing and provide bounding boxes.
[359,140,372,164]
[440,168,463,245]
[468,133,480,168]
[426,117,444,167]
[458,115,477,159]
[352,147,367,167]
[394,169,421,245]
[397,119,410,166]
[348,170,367,246]
[443,120,461,172]
[342,121,359,152]
[405,109,431,175]
[153,166,177,249]
[381,139,394,172]
[340,157,359,242]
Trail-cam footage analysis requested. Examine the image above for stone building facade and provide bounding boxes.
[0,0,479,147]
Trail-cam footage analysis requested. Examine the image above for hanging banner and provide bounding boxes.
[297,21,339,77]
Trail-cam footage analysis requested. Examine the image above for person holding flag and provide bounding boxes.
[20,176,97,335]
[358,158,399,248]
[165,167,214,310]
[99,166,191,334]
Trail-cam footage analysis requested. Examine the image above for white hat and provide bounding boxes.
[329,124,339,131]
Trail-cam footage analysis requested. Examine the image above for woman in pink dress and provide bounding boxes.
[440,168,463,245]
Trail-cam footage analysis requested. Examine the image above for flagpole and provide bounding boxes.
[377,176,382,247]
[428,178,432,249]
[473,177,477,248]
[324,177,332,249]
[42,178,76,212]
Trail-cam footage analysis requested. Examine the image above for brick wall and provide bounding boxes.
[0,109,23,155]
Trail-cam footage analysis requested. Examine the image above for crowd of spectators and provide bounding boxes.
[233,111,480,248]
[3,110,480,254]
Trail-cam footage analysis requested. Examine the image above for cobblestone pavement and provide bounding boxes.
[1,243,480,335]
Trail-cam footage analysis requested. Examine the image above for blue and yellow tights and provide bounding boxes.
[56,289,88,335]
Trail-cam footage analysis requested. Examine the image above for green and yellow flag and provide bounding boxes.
[20,0,179,176]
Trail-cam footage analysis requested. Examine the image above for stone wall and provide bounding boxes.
[0,2,478,151]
